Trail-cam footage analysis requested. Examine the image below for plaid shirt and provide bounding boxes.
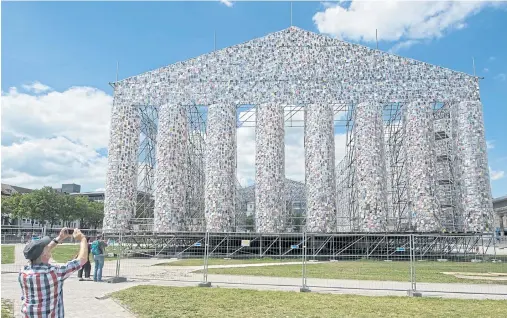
[18,259,84,318]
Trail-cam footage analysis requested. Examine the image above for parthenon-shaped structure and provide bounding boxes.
[103,27,494,233]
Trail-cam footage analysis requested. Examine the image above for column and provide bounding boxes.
[305,104,336,233]
[255,103,286,233]
[104,97,141,231]
[453,101,494,232]
[353,102,388,232]
[403,101,440,232]
[153,104,188,232]
[204,104,236,232]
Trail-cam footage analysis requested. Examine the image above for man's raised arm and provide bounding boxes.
[57,229,88,280]
[74,229,88,264]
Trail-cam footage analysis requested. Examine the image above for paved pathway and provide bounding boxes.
[1,273,136,318]
[14,244,26,265]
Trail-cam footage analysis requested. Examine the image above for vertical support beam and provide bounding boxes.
[153,104,188,232]
[205,103,236,232]
[453,101,494,232]
[255,103,286,233]
[104,95,141,231]
[305,103,336,233]
[354,102,388,232]
[403,101,439,232]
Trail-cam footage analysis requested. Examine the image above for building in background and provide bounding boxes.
[1,183,33,197]
[237,178,306,232]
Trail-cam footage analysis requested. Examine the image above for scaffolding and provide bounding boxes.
[131,99,489,233]
[132,104,349,231]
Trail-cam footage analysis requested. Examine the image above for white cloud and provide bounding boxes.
[220,0,233,7]
[313,1,497,47]
[490,167,505,181]
[489,56,496,61]
[1,137,108,190]
[389,40,420,53]
[22,81,52,94]
[2,86,112,149]
[483,68,489,73]
[494,73,506,81]
[487,140,495,149]
[1,84,112,191]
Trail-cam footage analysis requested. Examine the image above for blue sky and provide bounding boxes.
[1,1,506,197]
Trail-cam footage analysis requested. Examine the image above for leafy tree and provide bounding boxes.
[17,193,40,230]
[3,187,105,230]
[86,201,104,229]
[1,193,22,225]
[56,194,77,228]
[73,195,91,228]
[31,187,60,227]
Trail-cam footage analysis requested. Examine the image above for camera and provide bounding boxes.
[66,229,74,235]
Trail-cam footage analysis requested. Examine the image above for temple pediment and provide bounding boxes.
[115,27,479,105]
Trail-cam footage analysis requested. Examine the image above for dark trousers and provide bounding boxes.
[78,261,91,278]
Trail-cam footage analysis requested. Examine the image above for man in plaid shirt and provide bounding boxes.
[19,228,88,317]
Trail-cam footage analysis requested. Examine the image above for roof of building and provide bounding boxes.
[70,191,104,196]
[1,183,33,195]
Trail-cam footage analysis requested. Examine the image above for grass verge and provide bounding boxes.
[203,260,507,284]
[1,299,14,318]
[155,258,298,266]
[1,246,15,264]
[111,285,507,318]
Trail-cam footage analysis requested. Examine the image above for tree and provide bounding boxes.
[73,195,91,228]
[17,193,40,230]
[30,187,60,227]
[86,201,104,229]
[2,186,105,230]
[56,194,77,228]
[1,193,22,225]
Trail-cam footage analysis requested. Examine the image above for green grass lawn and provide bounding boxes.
[1,245,15,264]
[111,285,507,318]
[51,245,121,263]
[155,257,299,266]
[1,299,14,318]
[203,260,507,285]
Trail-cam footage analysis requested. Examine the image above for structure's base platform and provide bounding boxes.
[107,276,127,284]
[198,282,212,287]
[105,231,494,261]
[407,290,422,297]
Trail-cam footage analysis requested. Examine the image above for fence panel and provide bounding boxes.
[305,233,412,294]
[413,233,507,297]
[202,232,305,288]
[109,231,206,283]
[5,227,506,297]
